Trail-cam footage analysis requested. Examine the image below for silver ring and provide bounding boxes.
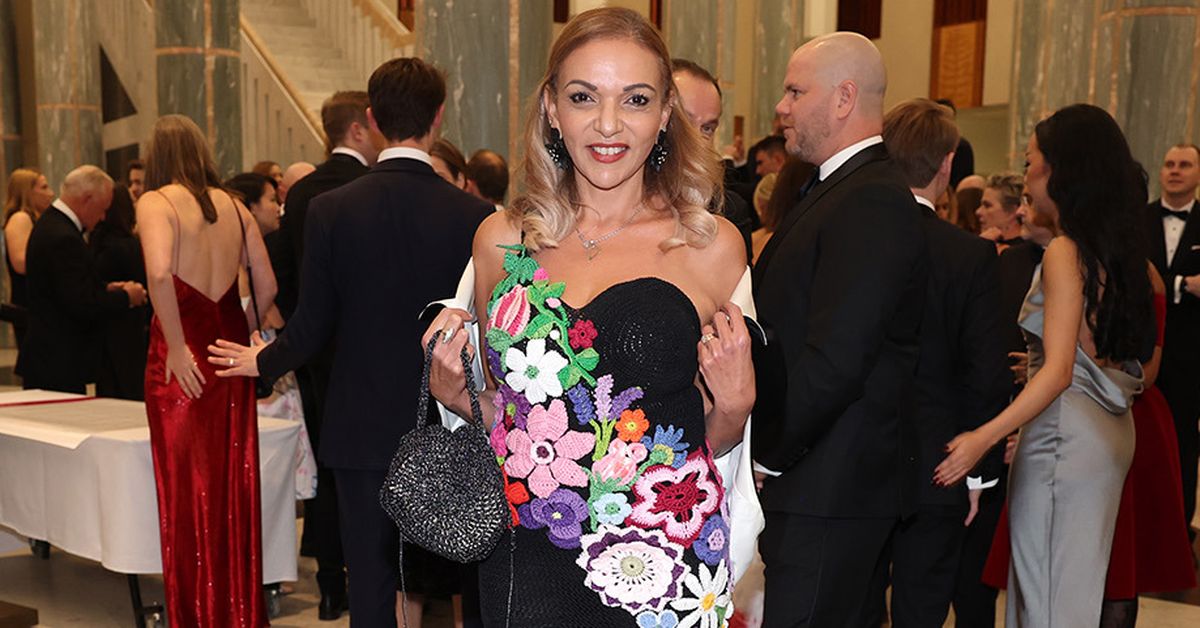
[700,333,716,344]
[228,357,234,367]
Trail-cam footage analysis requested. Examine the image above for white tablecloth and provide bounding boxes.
[0,390,300,583]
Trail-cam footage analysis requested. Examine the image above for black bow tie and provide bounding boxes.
[1162,205,1191,221]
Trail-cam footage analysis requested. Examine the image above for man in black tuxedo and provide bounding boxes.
[20,166,147,393]
[876,99,1009,627]
[209,59,494,628]
[270,90,382,620]
[1145,143,1200,542]
[751,33,927,626]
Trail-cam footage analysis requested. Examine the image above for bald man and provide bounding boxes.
[751,33,928,626]
[279,161,316,205]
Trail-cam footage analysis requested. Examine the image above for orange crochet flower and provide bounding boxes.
[615,409,649,442]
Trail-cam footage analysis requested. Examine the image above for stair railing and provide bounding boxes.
[298,0,416,84]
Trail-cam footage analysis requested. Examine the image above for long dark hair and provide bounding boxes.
[1034,104,1152,362]
[144,115,224,223]
[102,184,136,236]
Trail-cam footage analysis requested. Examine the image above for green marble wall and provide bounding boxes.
[0,0,21,192]
[24,0,102,190]
[515,1,553,166]
[1011,0,1200,194]
[754,0,805,141]
[420,0,510,156]
[155,0,241,177]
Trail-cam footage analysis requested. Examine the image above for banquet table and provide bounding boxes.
[0,389,300,619]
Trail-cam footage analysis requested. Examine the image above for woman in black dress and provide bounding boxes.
[90,183,148,399]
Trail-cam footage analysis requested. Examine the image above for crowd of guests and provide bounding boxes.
[3,6,1199,628]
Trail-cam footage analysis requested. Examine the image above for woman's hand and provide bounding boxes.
[933,430,993,487]
[166,345,206,399]
[1009,351,1029,386]
[421,307,476,418]
[698,303,754,455]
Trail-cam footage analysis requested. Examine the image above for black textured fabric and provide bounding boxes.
[479,276,710,627]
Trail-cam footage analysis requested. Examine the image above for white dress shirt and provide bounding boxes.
[818,135,884,181]
[331,146,369,167]
[1162,199,1194,303]
[377,146,432,166]
[52,198,83,232]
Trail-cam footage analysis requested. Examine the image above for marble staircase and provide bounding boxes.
[241,0,416,125]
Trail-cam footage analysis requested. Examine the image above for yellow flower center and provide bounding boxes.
[701,592,716,611]
[620,556,646,578]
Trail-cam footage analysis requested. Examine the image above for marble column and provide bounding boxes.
[0,0,21,193]
[753,0,806,141]
[418,0,510,158]
[1010,0,1200,189]
[512,1,554,167]
[155,0,241,177]
[18,0,103,191]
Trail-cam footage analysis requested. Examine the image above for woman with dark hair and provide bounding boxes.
[430,138,470,190]
[138,114,275,628]
[423,7,754,626]
[90,183,148,399]
[934,104,1154,626]
[953,185,983,233]
[751,157,813,264]
[225,172,281,236]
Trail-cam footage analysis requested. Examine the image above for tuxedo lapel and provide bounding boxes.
[754,144,890,286]
[1173,209,1200,272]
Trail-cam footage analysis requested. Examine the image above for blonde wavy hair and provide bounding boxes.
[4,168,45,225]
[510,7,723,252]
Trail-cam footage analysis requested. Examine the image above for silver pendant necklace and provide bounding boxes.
[575,204,644,261]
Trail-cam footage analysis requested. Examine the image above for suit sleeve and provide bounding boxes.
[257,194,338,378]
[956,243,1009,481]
[755,184,925,471]
[49,232,129,323]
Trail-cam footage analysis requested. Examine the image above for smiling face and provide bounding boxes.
[544,38,672,194]
[1160,145,1200,201]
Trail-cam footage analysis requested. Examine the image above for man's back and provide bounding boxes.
[752,144,926,518]
[275,154,369,318]
[22,208,127,391]
[259,157,493,469]
[913,215,1007,506]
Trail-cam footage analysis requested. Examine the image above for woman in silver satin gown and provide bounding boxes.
[933,104,1156,627]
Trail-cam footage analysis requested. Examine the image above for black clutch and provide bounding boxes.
[379,337,508,563]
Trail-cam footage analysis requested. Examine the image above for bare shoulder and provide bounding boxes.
[473,210,522,268]
[1043,236,1080,266]
[5,211,33,230]
[689,215,747,300]
[1042,236,1084,289]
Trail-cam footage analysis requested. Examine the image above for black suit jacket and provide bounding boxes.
[1145,200,1200,398]
[275,153,370,319]
[257,157,493,470]
[751,143,927,518]
[19,207,130,392]
[913,210,1008,508]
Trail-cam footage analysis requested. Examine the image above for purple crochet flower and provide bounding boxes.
[567,383,596,425]
[576,525,687,614]
[518,488,589,549]
[693,514,728,566]
[486,347,504,381]
[497,383,531,429]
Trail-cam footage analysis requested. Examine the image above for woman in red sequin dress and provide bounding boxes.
[137,115,277,628]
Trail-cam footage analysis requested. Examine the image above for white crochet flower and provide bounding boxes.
[504,338,568,404]
[670,561,731,628]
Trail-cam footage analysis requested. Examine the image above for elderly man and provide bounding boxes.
[751,33,928,626]
[19,165,147,393]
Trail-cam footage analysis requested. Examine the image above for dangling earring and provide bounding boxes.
[648,129,669,172]
[544,127,572,170]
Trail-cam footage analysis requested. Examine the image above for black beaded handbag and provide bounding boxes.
[379,337,508,564]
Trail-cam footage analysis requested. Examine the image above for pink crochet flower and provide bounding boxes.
[628,451,723,546]
[591,438,649,485]
[504,399,596,498]
[489,284,530,337]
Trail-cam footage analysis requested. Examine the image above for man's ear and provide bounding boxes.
[366,107,383,136]
[940,151,956,178]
